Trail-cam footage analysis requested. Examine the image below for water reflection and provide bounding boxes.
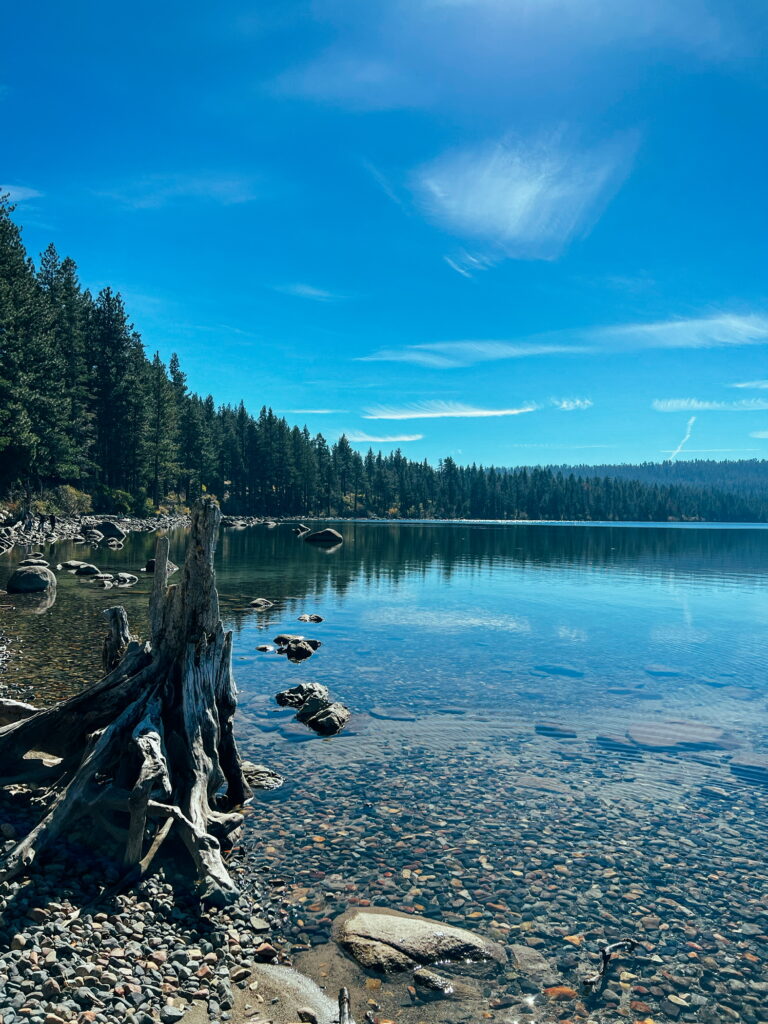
[2,522,767,1019]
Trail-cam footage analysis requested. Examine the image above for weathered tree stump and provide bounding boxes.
[0,497,252,905]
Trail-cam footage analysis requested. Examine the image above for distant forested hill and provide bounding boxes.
[1,197,767,523]
[549,459,768,499]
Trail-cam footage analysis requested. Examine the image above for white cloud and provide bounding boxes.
[732,379,768,389]
[601,314,768,350]
[345,432,424,443]
[1,185,43,202]
[749,431,768,439]
[363,400,538,419]
[660,448,760,453]
[412,130,637,262]
[358,340,592,368]
[100,174,257,209]
[275,283,341,301]
[552,398,593,411]
[653,398,768,412]
[358,314,768,368]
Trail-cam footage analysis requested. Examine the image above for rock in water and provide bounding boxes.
[6,566,57,593]
[241,761,284,791]
[144,557,179,574]
[276,682,331,708]
[250,597,274,609]
[333,907,506,972]
[95,520,127,540]
[74,563,100,576]
[115,572,138,586]
[304,701,351,735]
[60,559,87,570]
[304,528,344,545]
[18,557,49,567]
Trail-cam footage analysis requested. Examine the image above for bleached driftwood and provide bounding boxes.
[0,497,253,905]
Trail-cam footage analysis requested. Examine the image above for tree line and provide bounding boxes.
[2,197,767,522]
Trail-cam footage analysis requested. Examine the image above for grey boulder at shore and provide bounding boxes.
[6,565,57,593]
[304,527,344,544]
[332,907,506,972]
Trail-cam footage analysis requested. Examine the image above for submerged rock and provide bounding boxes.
[250,597,274,609]
[298,613,324,622]
[626,719,733,751]
[333,907,506,973]
[730,752,768,786]
[18,557,49,567]
[7,566,57,593]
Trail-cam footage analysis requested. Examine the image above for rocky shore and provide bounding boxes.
[0,514,192,558]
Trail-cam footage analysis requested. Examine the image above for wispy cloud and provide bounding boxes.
[749,432,768,439]
[552,398,593,411]
[653,398,768,412]
[412,130,637,265]
[1,184,43,202]
[274,283,342,302]
[99,174,258,210]
[363,400,538,420]
[667,416,696,459]
[660,448,761,453]
[358,341,592,368]
[357,314,768,369]
[345,432,424,443]
[601,314,768,350]
[731,379,768,389]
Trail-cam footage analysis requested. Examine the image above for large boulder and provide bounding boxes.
[304,528,343,545]
[6,566,57,593]
[95,520,127,541]
[333,907,506,973]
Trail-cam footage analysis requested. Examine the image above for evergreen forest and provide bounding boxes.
[2,198,767,523]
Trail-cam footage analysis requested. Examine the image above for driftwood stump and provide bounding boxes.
[0,497,251,905]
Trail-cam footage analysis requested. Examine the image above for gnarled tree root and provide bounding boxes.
[0,497,262,906]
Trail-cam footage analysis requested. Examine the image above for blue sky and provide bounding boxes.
[2,0,767,466]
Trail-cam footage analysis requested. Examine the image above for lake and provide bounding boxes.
[1,520,767,1021]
